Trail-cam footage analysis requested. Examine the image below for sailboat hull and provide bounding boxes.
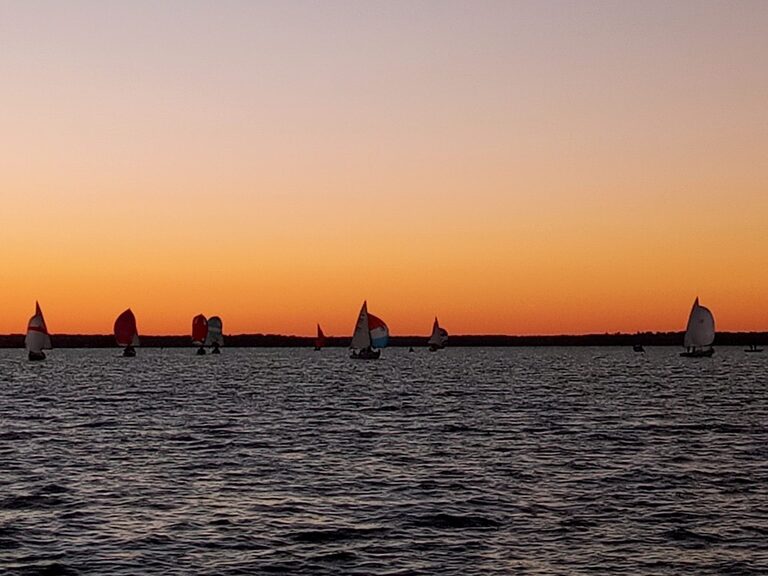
[196,347,207,355]
[28,351,46,361]
[680,348,714,358]
[350,348,380,360]
[122,346,137,358]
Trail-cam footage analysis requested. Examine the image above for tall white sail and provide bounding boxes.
[206,316,224,346]
[25,302,52,354]
[683,297,715,348]
[350,301,372,349]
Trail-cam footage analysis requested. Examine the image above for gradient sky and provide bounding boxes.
[2,0,767,336]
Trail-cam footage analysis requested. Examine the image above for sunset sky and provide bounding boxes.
[2,1,767,336]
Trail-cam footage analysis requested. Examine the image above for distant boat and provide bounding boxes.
[745,344,764,353]
[633,344,645,353]
[192,314,208,355]
[25,301,52,361]
[206,316,224,354]
[315,324,326,351]
[350,301,389,360]
[114,308,139,357]
[680,297,715,358]
[427,317,448,351]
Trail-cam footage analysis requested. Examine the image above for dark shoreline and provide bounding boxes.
[1,332,766,348]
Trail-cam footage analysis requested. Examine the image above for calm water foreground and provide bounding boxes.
[1,347,766,575]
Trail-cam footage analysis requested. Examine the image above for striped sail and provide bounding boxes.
[25,301,52,353]
[368,313,389,349]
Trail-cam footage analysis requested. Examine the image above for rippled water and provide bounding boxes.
[1,347,767,575]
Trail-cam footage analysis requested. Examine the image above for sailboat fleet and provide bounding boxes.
[191,314,223,354]
[13,296,763,361]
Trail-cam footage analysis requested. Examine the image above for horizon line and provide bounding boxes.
[3,330,768,339]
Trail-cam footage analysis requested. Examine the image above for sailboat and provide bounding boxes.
[680,297,715,357]
[114,308,140,357]
[427,317,448,351]
[745,344,764,353]
[350,301,389,360]
[315,324,326,351]
[25,301,52,361]
[192,314,208,355]
[206,316,224,354]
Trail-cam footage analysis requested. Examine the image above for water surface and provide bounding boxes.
[1,347,766,574]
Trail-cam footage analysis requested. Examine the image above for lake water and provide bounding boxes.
[1,347,767,575]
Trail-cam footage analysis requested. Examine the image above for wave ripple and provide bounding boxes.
[1,347,767,575]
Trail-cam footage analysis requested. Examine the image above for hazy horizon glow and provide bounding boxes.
[2,1,767,336]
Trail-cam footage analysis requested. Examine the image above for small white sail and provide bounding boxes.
[350,301,372,349]
[428,317,448,348]
[683,297,715,348]
[25,302,52,354]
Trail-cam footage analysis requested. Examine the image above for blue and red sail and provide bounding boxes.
[367,313,389,349]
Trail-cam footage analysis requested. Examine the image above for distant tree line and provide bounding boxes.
[1,332,766,348]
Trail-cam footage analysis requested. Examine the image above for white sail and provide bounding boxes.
[350,301,371,349]
[25,304,52,354]
[206,316,224,346]
[683,297,715,348]
[428,317,448,347]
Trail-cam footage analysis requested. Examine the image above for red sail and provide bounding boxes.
[315,324,326,348]
[192,314,208,345]
[114,308,138,347]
